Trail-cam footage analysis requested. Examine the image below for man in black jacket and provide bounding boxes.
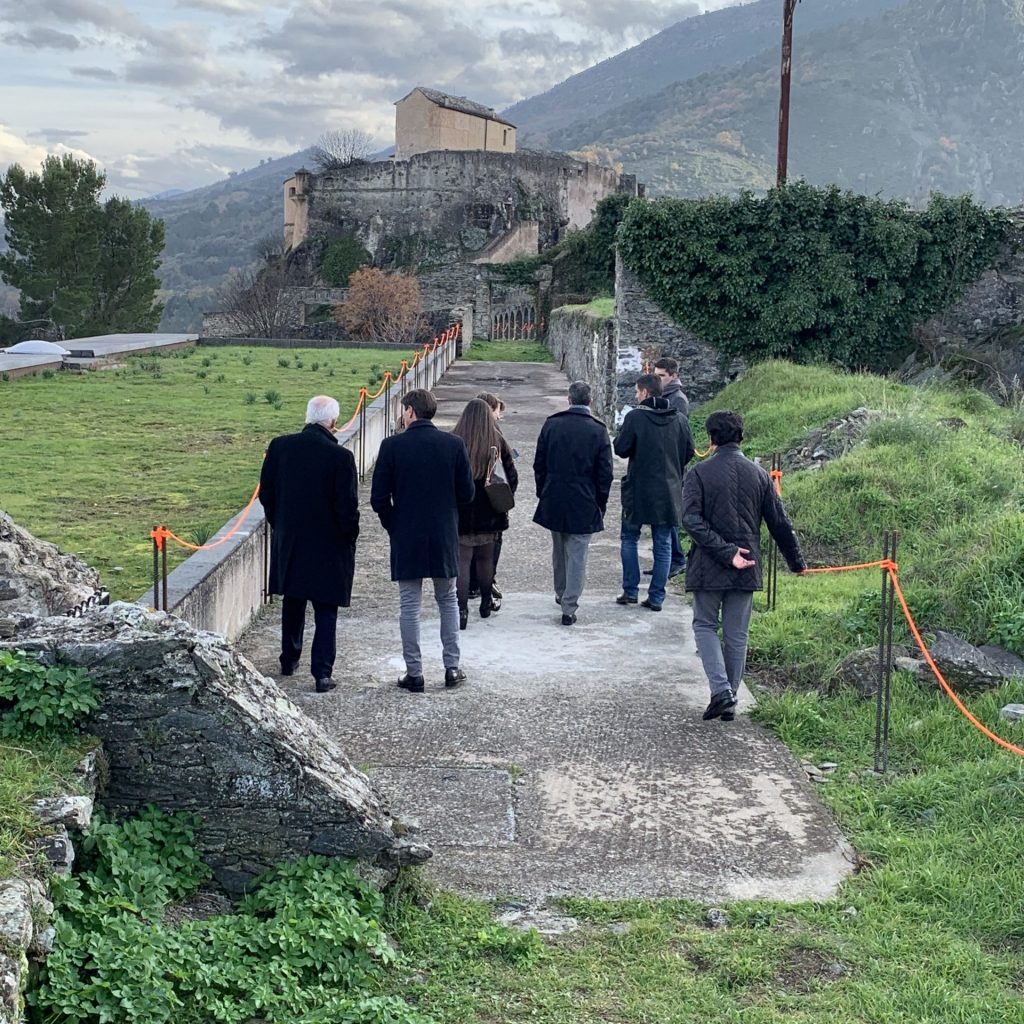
[371,389,475,692]
[259,395,360,693]
[682,411,806,721]
[533,380,613,625]
[613,373,694,611]
[653,357,691,577]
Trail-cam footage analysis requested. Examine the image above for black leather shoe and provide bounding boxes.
[279,661,298,677]
[616,592,638,605]
[641,598,663,611]
[480,595,493,619]
[397,674,425,693]
[444,667,466,689]
[459,605,468,630]
[703,691,737,721]
[561,613,577,626]
[668,564,686,578]
[720,709,736,722]
[314,677,336,693]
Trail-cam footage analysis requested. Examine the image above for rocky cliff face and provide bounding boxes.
[2,603,429,893]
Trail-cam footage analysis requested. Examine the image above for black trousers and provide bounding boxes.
[280,596,338,681]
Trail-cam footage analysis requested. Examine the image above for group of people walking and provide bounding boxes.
[258,357,805,721]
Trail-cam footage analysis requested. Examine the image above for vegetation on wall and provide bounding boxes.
[319,235,371,287]
[617,184,1008,370]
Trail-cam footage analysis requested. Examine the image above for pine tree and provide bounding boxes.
[0,154,164,339]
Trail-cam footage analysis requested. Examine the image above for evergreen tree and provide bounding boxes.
[0,154,164,338]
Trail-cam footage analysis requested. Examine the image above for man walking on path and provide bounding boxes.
[533,380,614,626]
[371,388,475,692]
[653,357,691,578]
[614,372,694,612]
[259,395,360,693]
[682,410,806,721]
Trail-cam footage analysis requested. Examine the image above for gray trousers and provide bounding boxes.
[551,532,592,617]
[692,590,754,698]
[398,577,460,677]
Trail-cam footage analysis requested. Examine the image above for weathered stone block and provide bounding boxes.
[2,603,429,894]
[0,881,33,949]
[928,631,1008,694]
[31,795,94,831]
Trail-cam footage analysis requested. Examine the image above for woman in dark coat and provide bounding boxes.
[452,398,518,628]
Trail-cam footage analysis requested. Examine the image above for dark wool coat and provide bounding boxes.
[533,406,614,535]
[613,398,695,527]
[458,436,519,536]
[259,423,360,607]
[681,443,806,592]
[370,419,475,580]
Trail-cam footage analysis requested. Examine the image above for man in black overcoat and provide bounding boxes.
[682,411,806,722]
[370,388,475,693]
[259,395,360,693]
[533,380,614,625]
[614,372,694,611]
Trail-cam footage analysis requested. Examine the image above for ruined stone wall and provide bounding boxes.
[614,256,745,406]
[547,308,616,424]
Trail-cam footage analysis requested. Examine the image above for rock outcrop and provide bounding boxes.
[0,509,103,622]
[1,603,429,894]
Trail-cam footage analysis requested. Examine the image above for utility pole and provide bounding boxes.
[777,0,801,188]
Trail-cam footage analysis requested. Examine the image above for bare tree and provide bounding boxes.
[216,260,295,338]
[311,129,374,171]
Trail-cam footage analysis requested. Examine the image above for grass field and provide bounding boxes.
[0,345,406,599]
[462,338,553,362]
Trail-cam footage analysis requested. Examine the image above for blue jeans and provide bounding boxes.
[670,526,687,573]
[620,521,673,607]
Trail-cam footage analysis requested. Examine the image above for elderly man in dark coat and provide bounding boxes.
[371,388,475,693]
[533,380,614,625]
[259,394,360,693]
[614,372,695,611]
[682,410,806,722]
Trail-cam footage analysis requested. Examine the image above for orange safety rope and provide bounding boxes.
[803,559,1024,758]
[770,468,783,495]
[152,481,262,552]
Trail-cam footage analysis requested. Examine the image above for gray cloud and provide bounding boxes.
[29,128,91,142]
[175,0,266,13]
[70,66,120,80]
[0,0,131,32]
[3,27,82,49]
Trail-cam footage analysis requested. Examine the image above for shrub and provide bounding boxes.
[0,650,100,737]
[264,389,281,404]
[241,355,253,366]
[196,370,207,379]
[337,268,423,345]
[278,356,290,368]
[244,392,257,405]
[320,235,371,287]
[214,373,226,383]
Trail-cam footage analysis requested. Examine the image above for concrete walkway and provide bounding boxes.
[237,361,852,903]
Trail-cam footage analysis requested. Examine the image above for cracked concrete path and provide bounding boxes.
[236,360,853,903]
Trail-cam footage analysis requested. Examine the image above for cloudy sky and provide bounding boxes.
[0,0,745,198]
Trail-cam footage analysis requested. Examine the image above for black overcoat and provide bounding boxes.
[370,419,475,580]
[259,423,360,607]
[681,443,805,592]
[613,398,695,527]
[458,436,519,535]
[533,406,613,535]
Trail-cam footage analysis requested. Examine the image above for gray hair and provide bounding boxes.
[306,394,340,426]
[568,380,592,407]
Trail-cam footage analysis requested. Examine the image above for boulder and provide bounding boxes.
[928,631,1009,694]
[834,645,912,698]
[977,644,1024,680]
[2,603,429,894]
[31,795,94,831]
[0,510,102,619]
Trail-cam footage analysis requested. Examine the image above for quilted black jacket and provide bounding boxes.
[681,443,805,591]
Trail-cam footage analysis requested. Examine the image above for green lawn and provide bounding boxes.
[462,338,553,362]
[0,345,405,599]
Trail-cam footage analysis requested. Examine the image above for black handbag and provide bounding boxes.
[484,445,515,514]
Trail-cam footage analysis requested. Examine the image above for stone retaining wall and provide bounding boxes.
[546,307,616,423]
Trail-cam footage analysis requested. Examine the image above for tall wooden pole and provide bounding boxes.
[777,0,800,188]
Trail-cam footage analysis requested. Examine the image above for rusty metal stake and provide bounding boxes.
[874,530,899,773]
[152,533,160,610]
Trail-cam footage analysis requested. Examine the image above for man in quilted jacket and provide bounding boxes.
[682,411,806,721]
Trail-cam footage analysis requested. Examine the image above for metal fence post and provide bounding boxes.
[358,391,367,481]
[384,373,392,438]
[152,531,161,610]
[874,530,899,773]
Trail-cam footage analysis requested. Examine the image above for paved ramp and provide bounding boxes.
[237,361,852,903]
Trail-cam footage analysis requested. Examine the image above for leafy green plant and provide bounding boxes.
[278,356,291,368]
[244,392,256,405]
[264,389,281,404]
[0,650,100,737]
[214,373,226,383]
[196,370,207,379]
[241,355,253,366]
[189,523,217,546]
[319,235,371,287]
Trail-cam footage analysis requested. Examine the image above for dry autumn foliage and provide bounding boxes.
[335,268,424,345]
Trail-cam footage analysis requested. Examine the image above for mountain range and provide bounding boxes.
[137,0,1024,330]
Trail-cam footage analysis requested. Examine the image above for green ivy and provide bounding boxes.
[0,649,99,737]
[617,184,1008,370]
[32,807,429,1024]
[321,235,371,287]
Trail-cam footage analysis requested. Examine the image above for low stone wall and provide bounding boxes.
[614,255,745,406]
[547,307,616,423]
[138,337,457,641]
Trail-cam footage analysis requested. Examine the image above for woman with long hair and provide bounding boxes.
[451,398,518,629]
